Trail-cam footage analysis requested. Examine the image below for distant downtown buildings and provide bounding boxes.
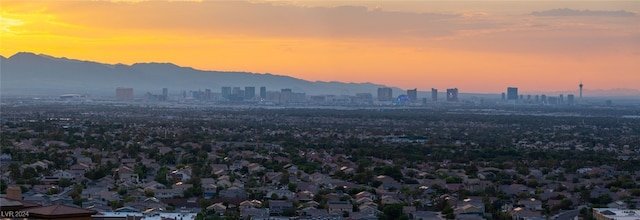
[502,85,580,105]
[112,83,584,106]
[377,87,458,104]
[407,88,417,102]
[377,87,393,102]
[446,88,459,102]
[431,88,438,103]
[507,87,518,101]
[115,86,464,104]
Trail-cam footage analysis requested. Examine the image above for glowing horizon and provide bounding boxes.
[2,0,639,93]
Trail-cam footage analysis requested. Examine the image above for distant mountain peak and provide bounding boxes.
[1,52,391,97]
[131,62,182,69]
[9,51,39,59]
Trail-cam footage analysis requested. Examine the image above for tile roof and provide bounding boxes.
[23,204,97,217]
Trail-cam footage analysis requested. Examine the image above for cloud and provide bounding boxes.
[531,8,636,17]
[12,1,481,40]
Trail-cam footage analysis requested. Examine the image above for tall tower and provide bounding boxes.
[579,81,583,101]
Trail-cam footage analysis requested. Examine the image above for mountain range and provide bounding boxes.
[1,52,638,98]
[0,52,402,97]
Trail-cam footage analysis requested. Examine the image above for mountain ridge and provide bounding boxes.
[2,52,638,98]
[1,52,402,97]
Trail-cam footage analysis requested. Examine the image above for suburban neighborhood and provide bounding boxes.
[1,100,639,220]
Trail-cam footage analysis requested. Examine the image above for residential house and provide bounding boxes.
[455,197,485,216]
[52,170,74,180]
[219,186,247,199]
[203,183,218,199]
[217,176,233,188]
[294,191,314,202]
[356,197,374,205]
[170,168,192,182]
[381,195,401,205]
[607,201,628,209]
[409,211,441,220]
[301,208,331,218]
[269,200,293,216]
[239,200,263,211]
[116,165,139,184]
[359,203,381,217]
[93,191,122,202]
[152,188,178,199]
[121,158,136,167]
[266,189,295,200]
[82,198,109,209]
[510,207,544,220]
[69,163,90,180]
[355,191,377,201]
[328,200,352,216]
[375,175,401,190]
[240,208,269,220]
[518,198,542,211]
[211,164,229,176]
[247,163,265,174]
[500,184,533,196]
[207,202,227,215]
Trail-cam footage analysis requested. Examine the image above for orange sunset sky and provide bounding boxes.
[1,0,639,93]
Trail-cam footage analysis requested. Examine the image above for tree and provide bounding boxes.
[118,188,128,196]
[155,167,170,185]
[442,204,455,219]
[559,199,573,210]
[145,189,155,197]
[381,204,404,220]
[58,178,72,188]
[8,163,21,179]
[288,182,297,192]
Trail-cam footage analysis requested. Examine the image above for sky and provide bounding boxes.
[1,0,639,94]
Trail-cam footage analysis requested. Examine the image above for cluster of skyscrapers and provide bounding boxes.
[502,84,582,105]
[377,87,459,104]
[115,83,584,106]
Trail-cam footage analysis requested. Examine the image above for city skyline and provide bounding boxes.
[1,0,639,93]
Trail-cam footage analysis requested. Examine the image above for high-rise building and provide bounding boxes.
[377,87,393,101]
[548,96,558,105]
[541,95,547,104]
[355,93,374,104]
[431,88,438,102]
[567,94,575,105]
[221,87,232,98]
[501,93,506,101]
[407,88,417,102]
[507,87,518,100]
[162,88,168,101]
[579,81,583,102]
[245,86,255,99]
[559,94,564,104]
[232,87,242,95]
[260,86,267,99]
[446,88,458,102]
[116,87,134,100]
